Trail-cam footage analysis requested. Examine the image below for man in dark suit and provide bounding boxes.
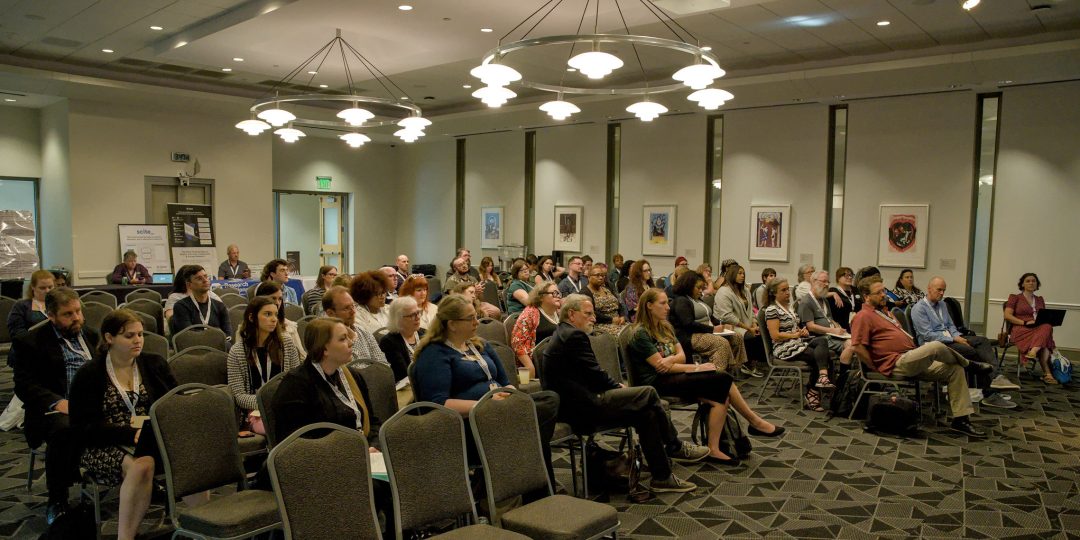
[12,287,100,523]
[540,294,708,494]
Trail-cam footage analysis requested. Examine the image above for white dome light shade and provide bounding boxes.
[687,88,734,110]
[395,128,425,142]
[539,100,580,121]
[472,86,516,107]
[235,119,271,135]
[567,51,623,79]
[672,63,725,90]
[340,132,371,148]
[397,116,432,130]
[469,63,522,87]
[626,100,667,121]
[274,127,306,143]
[337,106,374,126]
[256,107,296,127]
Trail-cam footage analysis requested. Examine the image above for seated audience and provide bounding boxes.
[533,255,558,286]
[13,287,99,523]
[216,244,251,280]
[250,281,306,359]
[581,255,594,277]
[380,267,399,302]
[892,268,925,307]
[615,259,634,293]
[763,278,834,412]
[854,266,887,311]
[444,257,478,293]
[261,259,298,305]
[444,248,480,281]
[351,271,392,334]
[669,271,747,375]
[322,286,389,369]
[713,259,739,291]
[227,297,302,433]
[393,254,411,290]
[627,288,785,464]
[301,265,339,316]
[378,296,424,384]
[110,250,151,285]
[452,282,501,320]
[163,265,221,322]
[697,263,717,296]
[584,264,626,335]
[331,273,353,289]
[504,260,534,316]
[851,276,989,437]
[666,256,690,289]
[793,264,815,305]
[607,253,624,292]
[713,264,766,377]
[1004,272,1059,385]
[541,294,709,493]
[511,282,562,378]
[399,275,438,329]
[558,256,587,297]
[51,271,69,288]
[168,266,232,340]
[624,259,654,318]
[827,267,857,331]
[478,256,503,290]
[7,269,54,341]
[796,271,855,367]
[525,254,539,280]
[753,267,776,311]
[912,277,1016,408]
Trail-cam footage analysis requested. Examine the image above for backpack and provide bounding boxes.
[863,393,920,437]
[692,403,751,459]
[1051,351,1072,384]
[828,366,867,420]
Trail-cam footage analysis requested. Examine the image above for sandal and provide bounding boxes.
[805,390,825,412]
[816,374,835,389]
[1043,374,1059,385]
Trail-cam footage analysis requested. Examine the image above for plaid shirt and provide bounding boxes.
[349,322,389,369]
[52,326,92,396]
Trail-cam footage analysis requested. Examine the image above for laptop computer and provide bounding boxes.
[152,273,173,285]
[1034,308,1066,327]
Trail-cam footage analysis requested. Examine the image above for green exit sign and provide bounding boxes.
[316,176,332,191]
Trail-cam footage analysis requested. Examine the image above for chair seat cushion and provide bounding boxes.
[770,359,811,370]
[434,524,531,539]
[518,381,542,394]
[552,422,574,442]
[238,434,267,455]
[501,494,618,539]
[177,489,280,537]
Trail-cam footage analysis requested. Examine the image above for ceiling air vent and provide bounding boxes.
[40,36,83,48]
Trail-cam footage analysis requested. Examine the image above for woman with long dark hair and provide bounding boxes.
[226,296,301,432]
[713,264,766,376]
[624,259,655,318]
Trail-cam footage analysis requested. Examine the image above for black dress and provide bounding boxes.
[80,383,151,485]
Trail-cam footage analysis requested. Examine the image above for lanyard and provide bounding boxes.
[229,264,240,278]
[568,276,582,293]
[61,333,92,361]
[250,347,273,385]
[539,308,560,326]
[463,343,497,389]
[1024,293,1037,318]
[314,364,362,430]
[922,299,952,338]
[190,295,211,325]
[105,353,141,418]
[402,333,417,357]
[874,309,913,339]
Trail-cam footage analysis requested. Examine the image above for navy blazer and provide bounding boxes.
[541,323,619,428]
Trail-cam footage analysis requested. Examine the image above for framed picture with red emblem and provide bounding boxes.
[878,204,929,268]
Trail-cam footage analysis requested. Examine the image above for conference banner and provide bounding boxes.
[117,224,172,275]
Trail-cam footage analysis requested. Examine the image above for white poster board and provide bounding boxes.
[118,224,172,275]
[0,210,40,279]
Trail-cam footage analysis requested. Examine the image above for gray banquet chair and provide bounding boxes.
[172,324,229,352]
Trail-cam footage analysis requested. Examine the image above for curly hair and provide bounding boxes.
[350,270,394,307]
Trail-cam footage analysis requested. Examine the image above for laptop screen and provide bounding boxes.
[152,273,173,285]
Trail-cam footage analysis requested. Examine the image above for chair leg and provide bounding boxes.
[757,371,773,404]
[580,436,591,500]
[26,450,35,492]
[568,439,579,498]
[849,381,870,420]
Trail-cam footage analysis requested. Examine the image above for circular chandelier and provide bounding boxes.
[236,30,431,148]
[469,0,733,122]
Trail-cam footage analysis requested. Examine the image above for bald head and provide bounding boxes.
[926,277,947,302]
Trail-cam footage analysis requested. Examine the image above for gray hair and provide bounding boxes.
[797,264,815,282]
[559,293,592,320]
[122,250,138,261]
[386,295,418,334]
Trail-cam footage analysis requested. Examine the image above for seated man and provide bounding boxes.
[797,271,855,367]
[321,286,390,369]
[217,244,251,279]
[557,256,587,297]
[261,258,299,305]
[851,276,991,438]
[110,250,151,285]
[12,288,99,524]
[393,254,411,291]
[169,266,232,340]
[541,294,709,493]
[910,277,1017,409]
[380,266,399,303]
[444,248,480,281]
[443,257,478,293]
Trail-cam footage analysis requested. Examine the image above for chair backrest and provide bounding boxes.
[892,307,913,336]
[903,305,917,340]
[172,324,228,352]
[381,403,477,538]
[216,288,243,298]
[750,283,763,309]
[80,290,117,308]
[355,362,399,425]
[476,317,508,345]
[479,280,501,308]
[130,309,159,334]
[283,303,305,322]
[503,311,521,341]
[228,305,247,336]
[168,346,228,386]
[373,327,389,341]
[221,294,247,309]
[81,301,114,333]
[0,296,16,344]
[532,337,551,379]
[124,288,162,304]
[656,276,668,290]
[426,277,441,295]
[943,297,965,329]
[469,388,551,523]
[268,422,381,540]
[255,373,286,449]
[142,331,170,359]
[489,342,518,382]
[589,332,623,384]
[296,315,317,344]
[617,325,639,386]
[757,308,777,364]
[123,298,164,334]
[150,384,244,502]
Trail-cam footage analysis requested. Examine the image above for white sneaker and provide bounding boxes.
[969,389,984,403]
[990,374,1021,390]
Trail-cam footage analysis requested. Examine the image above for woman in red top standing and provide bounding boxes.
[1004,272,1058,384]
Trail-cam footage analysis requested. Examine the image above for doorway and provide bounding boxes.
[274,191,349,275]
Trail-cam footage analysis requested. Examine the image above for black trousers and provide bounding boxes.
[789,336,833,390]
[570,386,680,481]
[947,335,996,394]
[37,413,78,503]
[743,333,766,366]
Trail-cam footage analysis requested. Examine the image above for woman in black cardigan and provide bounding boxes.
[667,271,747,374]
[378,296,425,384]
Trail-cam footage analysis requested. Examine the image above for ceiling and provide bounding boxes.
[1,0,1079,130]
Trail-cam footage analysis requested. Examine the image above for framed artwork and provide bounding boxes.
[748,204,790,262]
[642,205,677,257]
[878,204,929,268]
[480,206,503,249]
[553,205,583,252]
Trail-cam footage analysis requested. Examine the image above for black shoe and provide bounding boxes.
[969,362,994,374]
[950,418,988,439]
[747,424,786,438]
[45,501,68,526]
[704,454,741,467]
[151,479,168,504]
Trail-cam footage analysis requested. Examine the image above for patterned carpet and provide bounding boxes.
[0,354,1077,539]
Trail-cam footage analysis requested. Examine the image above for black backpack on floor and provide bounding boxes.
[863,393,920,437]
[692,404,752,459]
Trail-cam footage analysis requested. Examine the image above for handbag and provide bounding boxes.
[996,319,1009,348]
[864,393,919,437]
[1050,351,1072,384]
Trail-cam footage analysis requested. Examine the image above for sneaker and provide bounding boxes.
[750,367,766,378]
[990,374,1020,390]
[648,473,698,493]
[1000,393,1013,401]
[950,418,988,439]
[981,393,1017,409]
[740,365,765,378]
[969,388,984,403]
[669,441,710,463]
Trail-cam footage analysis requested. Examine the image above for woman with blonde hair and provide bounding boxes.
[452,281,501,320]
[510,281,561,378]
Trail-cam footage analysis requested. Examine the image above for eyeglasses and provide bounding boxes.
[541,291,562,297]
[402,311,421,319]
[589,273,606,278]
[453,314,479,322]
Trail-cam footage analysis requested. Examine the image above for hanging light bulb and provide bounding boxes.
[340,132,371,148]
[567,51,623,79]
[469,63,522,87]
[274,127,305,143]
[626,100,667,122]
[395,128,424,142]
[235,118,270,136]
[337,105,374,127]
[539,99,580,121]
[397,116,432,131]
[256,106,295,127]
[672,63,725,90]
[472,86,516,107]
[687,88,734,110]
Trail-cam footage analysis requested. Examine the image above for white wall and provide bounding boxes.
[721,104,829,283]
[464,131,526,260]
[843,93,976,291]
[534,123,607,257]
[395,139,456,273]
[0,107,41,178]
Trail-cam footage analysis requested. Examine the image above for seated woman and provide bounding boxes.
[584,264,626,335]
[1005,272,1059,384]
[615,259,634,293]
[627,288,784,464]
[533,255,558,286]
[827,267,857,331]
[696,264,717,297]
[412,294,559,478]
[252,281,306,359]
[110,250,151,285]
[301,265,338,316]
[378,296,425,384]
[350,271,392,335]
[891,268,925,308]
[399,275,438,330]
[478,256,503,290]
[7,269,53,340]
[624,259,654,318]
[713,264,766,377]
[504,260,534,316]
[69,310,204,540]
[668,271,747,375]
[763,278,834,412]
[510,282,562,378]
[451,282,501,322]
[227,297,302,433]
[162,265,222,324]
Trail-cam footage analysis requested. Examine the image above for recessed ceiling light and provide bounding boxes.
[4,98,15,102]
[701,46,712,51]
[222,68,232,72]
[462,84,472,89]
[999,80,1013,84]
[150,25,163,31]
[175,41,187,48]
[401,96,410,100]
[480,28,493,33]
[102,48,114,53]
[962,0,981,10]
[398,4,413,10]
[566,68,576,72]
[319,84,328,88]
[233,57,244,62]
[877,20,890,26]
[307,70,317,75]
